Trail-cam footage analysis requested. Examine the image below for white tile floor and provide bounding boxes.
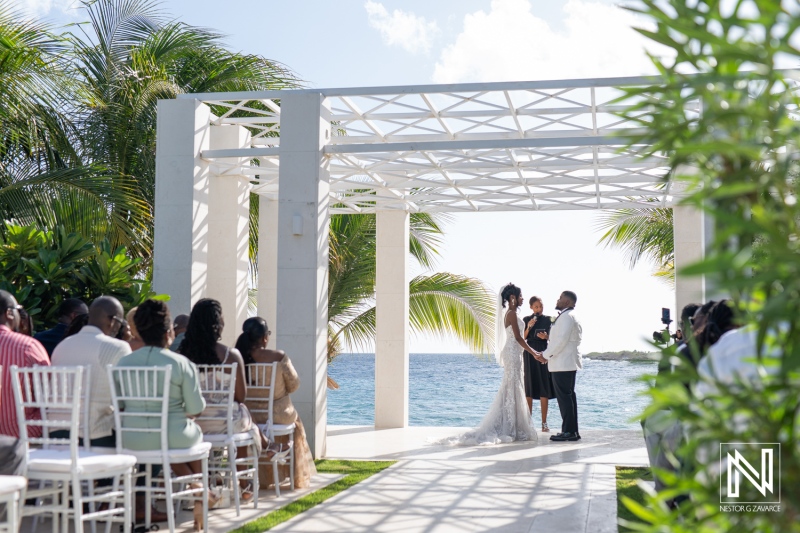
[269,426,648,533]
[22,426,648,533]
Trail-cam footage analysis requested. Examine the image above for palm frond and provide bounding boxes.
[595,207,674,269]
[0,163,152,258]
[408,273,494,354]
[409,212,451,269]
[331,273,495,358]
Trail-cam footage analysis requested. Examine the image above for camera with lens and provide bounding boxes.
[651,307,673,345]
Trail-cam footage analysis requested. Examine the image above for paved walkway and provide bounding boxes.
[22,426,648,532]
[22,471,342,533]
[270,426,649,533]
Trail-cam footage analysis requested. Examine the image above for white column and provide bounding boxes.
[257,196,279,349]
[374,210,410,428]
[153,99,211,316]
[206,125,251,346]
[673,203,706,317]
[276,93,330,458]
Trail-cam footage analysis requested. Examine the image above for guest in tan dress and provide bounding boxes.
[237,317,317,489]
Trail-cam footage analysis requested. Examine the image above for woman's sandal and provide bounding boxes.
[264,442,291,460]
[191,482,221,531]
[240,482,255,503]
[542,421,549,432]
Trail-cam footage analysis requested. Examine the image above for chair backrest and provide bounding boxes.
[245,363,277,428]
[44,364,93,449]
[10,365,85,463]
[195,363,237,438]
[107,366,171,455]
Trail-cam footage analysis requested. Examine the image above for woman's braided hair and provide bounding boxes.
[134,300,172,346]
[179,298,224,365]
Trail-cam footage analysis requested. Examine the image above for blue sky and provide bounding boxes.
[19,0,677,353]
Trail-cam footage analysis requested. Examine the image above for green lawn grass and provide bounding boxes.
[230,459,396,533]
[616,466,652,532]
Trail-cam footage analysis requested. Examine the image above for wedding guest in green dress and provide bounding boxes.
[114,299,215,529]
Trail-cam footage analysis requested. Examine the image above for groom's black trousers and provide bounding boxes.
[552,371,579,434]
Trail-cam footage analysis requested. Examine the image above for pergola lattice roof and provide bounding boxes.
[181,76,676,213]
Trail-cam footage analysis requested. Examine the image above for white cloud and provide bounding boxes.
[11,0,79,18]
[365,1,439,55]
[433,0,663,83]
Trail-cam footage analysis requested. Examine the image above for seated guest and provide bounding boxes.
[169,314,189,352]
[178,299,270,502]
[238,317,317,489]
[34,297,88,357]
[0,290,50,438]
[115,319,132,342]
[64,313,89,338]
[15,307,33,336]
[125,306,145,351]
[51,296,130,448]
[115,299,214,529]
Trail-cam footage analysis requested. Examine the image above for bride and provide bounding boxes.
[443,283,538,445]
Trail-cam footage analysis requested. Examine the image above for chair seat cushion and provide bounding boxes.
[122,442,212,463]
[0,475,27,495]
[27,449,137,475]
[203,432,255,444]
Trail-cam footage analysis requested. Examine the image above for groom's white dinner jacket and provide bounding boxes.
[541,308,583,372]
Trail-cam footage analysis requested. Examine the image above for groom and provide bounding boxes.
[534,291,583,442]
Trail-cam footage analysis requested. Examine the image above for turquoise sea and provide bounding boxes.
[328,353,656,430]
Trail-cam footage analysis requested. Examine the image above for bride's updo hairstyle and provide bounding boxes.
[500,283,522,308]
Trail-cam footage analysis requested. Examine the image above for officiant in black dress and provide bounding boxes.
[523,296,555,432]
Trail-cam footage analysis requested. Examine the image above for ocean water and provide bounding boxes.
[328,353,656,430]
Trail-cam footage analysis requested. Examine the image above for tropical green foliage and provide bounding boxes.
[0,1,494,370]
[327,212,494,363]
[595,207,674,283]
[0,222,161,328]
[0,0,298,265]
[618,1,800,531]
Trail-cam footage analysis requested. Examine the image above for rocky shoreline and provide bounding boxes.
[582,350,657,362]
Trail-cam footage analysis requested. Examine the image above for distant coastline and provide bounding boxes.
[582,350,656,362]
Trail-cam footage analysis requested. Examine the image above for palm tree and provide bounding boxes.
[0,2,148,251]
[68,0,299,262]
[327,212,494,373]
[595,207,674,284]
[2,1,494,371]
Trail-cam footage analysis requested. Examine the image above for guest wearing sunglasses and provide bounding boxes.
[51,296,131,448]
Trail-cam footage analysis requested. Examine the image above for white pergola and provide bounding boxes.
[152,76,707,457]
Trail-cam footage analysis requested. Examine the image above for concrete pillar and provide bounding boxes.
[153,99,211,316]
[374,210,410,428]
[276,93,330,458]
[257,196,279,349]
[206,125,251,346]
[673,202,706,317]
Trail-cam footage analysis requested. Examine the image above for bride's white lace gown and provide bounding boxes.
[443,316,537,445]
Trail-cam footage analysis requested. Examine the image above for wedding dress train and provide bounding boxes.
[442,316,537,445]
